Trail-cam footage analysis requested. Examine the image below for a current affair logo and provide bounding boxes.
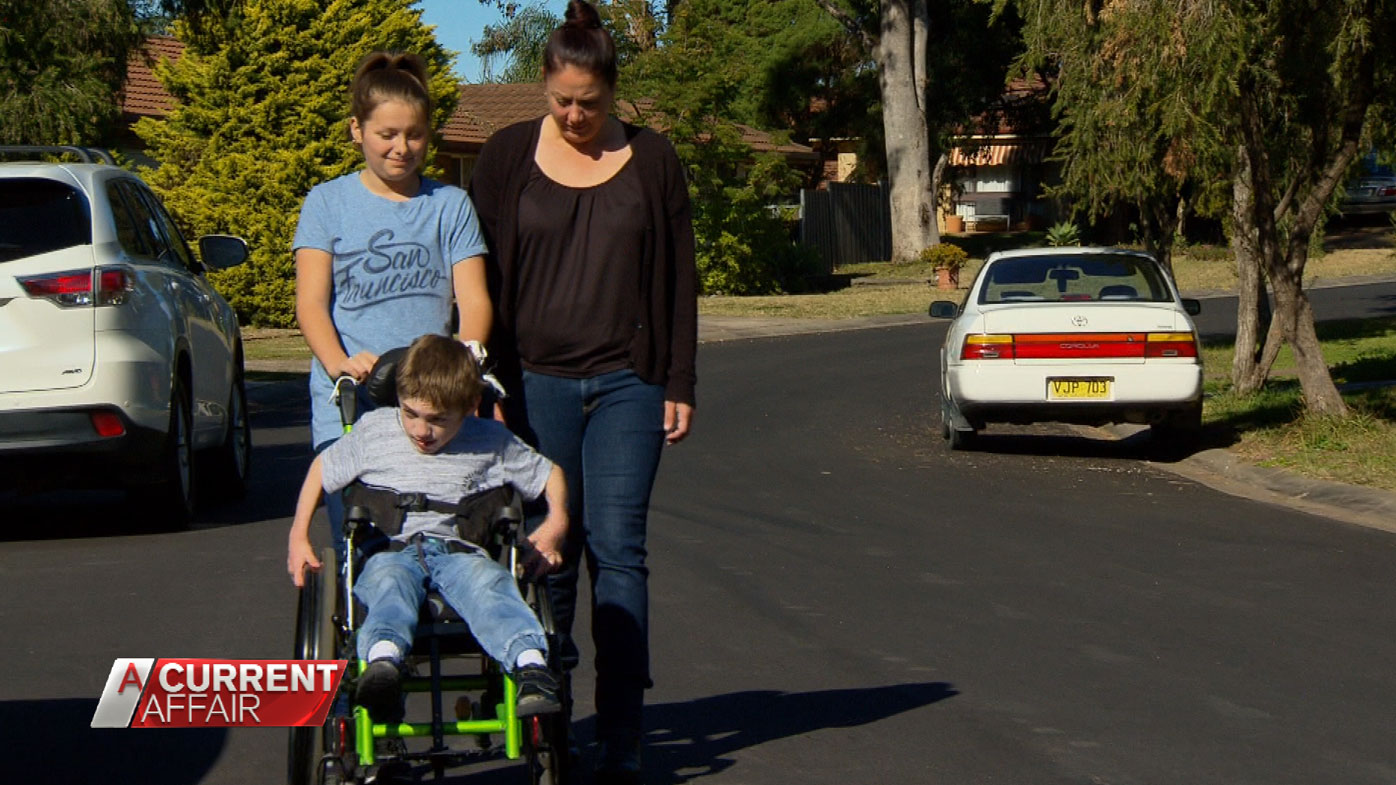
[91,658,347,728]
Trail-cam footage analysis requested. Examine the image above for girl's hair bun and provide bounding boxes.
[349,51,432,124]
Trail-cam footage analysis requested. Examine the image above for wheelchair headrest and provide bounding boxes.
[364,347,408,407]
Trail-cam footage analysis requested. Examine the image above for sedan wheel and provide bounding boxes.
[1151,403,1203,455]
[948,424,977,451]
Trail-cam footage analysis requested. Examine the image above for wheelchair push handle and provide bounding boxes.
[332,375,359,432]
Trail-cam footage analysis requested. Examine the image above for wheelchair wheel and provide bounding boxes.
[289,548,348,785]
[521,582,570,785]
[523,710,571,785]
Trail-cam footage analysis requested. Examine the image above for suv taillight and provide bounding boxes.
[90,411,126,438]
[18,267,131,307]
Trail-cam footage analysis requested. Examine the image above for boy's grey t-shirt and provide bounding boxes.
[292,173,489,447]
[319,408,553,545]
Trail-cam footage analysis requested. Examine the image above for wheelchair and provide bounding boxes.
[288,351,570,785]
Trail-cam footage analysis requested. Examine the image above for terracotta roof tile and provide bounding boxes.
[442,83,548,145]
[446,83,814,158]
[117,37,814,159]
[119,35,183,118]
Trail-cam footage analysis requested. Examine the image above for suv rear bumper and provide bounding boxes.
[0,407,166,489]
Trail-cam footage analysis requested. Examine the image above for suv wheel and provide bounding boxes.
[205,370,251,500]
[135,376,196,529]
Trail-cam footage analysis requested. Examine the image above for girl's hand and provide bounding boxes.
[336,351,379,382]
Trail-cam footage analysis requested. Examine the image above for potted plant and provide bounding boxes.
[918,243,969,290]
[1045,221,1081,247]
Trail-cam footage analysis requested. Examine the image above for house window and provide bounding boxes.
[973,165,1013,193]
[437,154,478,188]
[457,155,478,187]
[836,152,858,182]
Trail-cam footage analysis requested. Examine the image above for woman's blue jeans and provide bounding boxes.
[521,368,665,740]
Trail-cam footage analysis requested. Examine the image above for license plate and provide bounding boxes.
[1048,378,1112,400]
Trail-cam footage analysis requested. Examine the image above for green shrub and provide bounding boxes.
[136,0,458,327]
[917,243,969,271]
[681,134,818,295]
[694,184,820,295]
[1046,221,1082,247]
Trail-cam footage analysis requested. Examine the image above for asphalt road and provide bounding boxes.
[4,281,1395,785]
[1187,278,1396,338]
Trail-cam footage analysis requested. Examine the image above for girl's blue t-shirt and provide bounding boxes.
[292,172,488,447]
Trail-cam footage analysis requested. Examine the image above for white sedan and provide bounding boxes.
[929,247,1203,450]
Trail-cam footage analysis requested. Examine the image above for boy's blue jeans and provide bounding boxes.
[520,368,666,741]
[352,537,547,670]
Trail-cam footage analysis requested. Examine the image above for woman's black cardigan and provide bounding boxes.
[468,118,698,407]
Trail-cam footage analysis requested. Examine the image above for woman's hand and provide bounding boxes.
[664,401,694,445]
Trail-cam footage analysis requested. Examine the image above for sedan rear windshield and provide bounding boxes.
[978,254,1172,305]
[0,178,91,263]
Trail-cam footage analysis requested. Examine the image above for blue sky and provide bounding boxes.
[416,0,569,83]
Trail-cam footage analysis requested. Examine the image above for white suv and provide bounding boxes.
[0,146,251,527]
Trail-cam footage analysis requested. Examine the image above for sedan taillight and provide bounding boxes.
[18,267,131,307]
[1144,332,1199,358]
[961,334,1015,360]
[961,332,1199,360]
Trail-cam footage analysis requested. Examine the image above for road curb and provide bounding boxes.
[1089,424,1396,534]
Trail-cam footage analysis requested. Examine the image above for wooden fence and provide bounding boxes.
[798,181,892,273]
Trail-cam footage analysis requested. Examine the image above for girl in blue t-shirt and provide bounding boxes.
[292,51,490,544]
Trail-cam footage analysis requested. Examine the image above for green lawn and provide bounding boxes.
[1199,317,1396,491]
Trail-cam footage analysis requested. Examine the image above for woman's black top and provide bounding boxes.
[514,160,647,378]
[468,118,697,406]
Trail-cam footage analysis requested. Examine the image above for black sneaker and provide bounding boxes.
[355,658,404,724]
[594,732,643,785]
[513,664,561,717]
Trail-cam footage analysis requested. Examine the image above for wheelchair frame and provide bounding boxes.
[287,372,569,785]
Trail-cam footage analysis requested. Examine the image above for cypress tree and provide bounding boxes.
[0,0,142,145]
[137,0,457,326]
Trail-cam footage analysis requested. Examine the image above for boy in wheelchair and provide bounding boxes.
[287,333,568,724]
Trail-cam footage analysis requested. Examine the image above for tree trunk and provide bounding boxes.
[1267,250,1348,415]
[1137,193,1180,277]
[876,0,937,260]
[1231,91,1352,414]
[1229,143,1265,390]
[813,0,939,260]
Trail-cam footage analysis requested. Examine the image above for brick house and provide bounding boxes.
[807,77,1058,234]
[118,36,817,186]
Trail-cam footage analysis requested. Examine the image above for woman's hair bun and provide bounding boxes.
[564,0,603,29]
[544,0,616,87]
